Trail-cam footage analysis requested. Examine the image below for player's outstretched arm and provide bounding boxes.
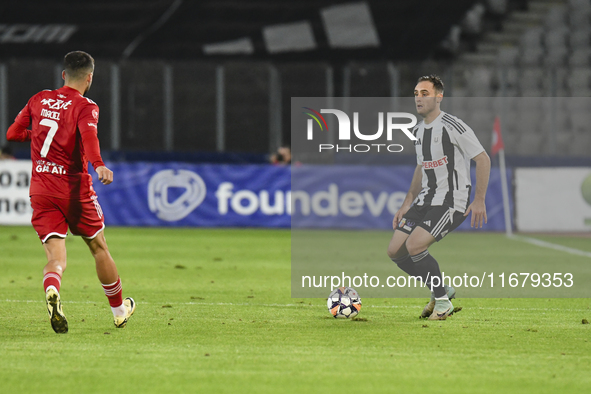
[96,166,113,185]
[464,151,491,228]
[393,164,423,229]
[6,122,31,142]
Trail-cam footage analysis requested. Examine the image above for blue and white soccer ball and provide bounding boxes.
[327,287,362,319]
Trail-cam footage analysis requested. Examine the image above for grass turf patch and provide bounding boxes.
[0,226,590,393]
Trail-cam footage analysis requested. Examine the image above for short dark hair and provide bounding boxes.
[417,74,444,94]
[64,51,94,80]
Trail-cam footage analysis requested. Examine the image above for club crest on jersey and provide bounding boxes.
[40,98,72,110]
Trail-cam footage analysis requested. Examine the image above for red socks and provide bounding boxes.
[44,272,123,308]
[43,272,62,293]
[102,277,123,307]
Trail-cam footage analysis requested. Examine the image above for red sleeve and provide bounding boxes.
[6,122,31,142]
[78,103,105,170]
[14,101,32,128]
[7,101,33,141]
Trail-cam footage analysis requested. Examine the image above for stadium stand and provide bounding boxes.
[0,0,589,160]
[449,0,591,157]
[0,0,474,60]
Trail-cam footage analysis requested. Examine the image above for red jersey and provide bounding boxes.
[8,86,105,199]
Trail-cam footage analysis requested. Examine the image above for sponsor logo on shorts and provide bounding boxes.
[399,219,416,228]
[398,218,415,231]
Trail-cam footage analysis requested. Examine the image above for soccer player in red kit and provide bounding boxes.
[6,51,135,333]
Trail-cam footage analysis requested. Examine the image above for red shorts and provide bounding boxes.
[30,195,105,243]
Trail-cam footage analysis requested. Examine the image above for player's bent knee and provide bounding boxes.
[387,246,398,259]
[387,242,407,260]
[387,230,411,259]
[386,247,396,260]
[405,238,426,257]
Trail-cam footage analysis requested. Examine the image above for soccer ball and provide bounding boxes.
[327,287,362,319]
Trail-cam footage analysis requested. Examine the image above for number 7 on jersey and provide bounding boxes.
[39,118,58,158]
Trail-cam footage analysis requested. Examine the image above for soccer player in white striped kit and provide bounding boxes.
[387,75,491,320]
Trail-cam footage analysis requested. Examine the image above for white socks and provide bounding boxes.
[111,304,127,317]
[46,285,58,294]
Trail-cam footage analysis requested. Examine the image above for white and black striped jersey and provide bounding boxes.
[413,111,485,213]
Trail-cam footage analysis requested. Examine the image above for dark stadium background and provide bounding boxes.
[1,3,590,393]
[2,0,588,165]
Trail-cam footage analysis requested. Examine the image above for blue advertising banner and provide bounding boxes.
[92,163,291,227]
[90,163,512,230]
[291,165,513,231]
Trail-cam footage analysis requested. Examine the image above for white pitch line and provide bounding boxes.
[510,235,591,258]
[2,299,411,308]
[3,299,589,312]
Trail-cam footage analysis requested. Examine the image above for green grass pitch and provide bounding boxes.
[0,226,590,394]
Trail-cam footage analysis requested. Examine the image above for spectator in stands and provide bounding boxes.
[270,145,291,165]
[0,145,15,160]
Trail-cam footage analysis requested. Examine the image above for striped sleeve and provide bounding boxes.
[443,114,484,159]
